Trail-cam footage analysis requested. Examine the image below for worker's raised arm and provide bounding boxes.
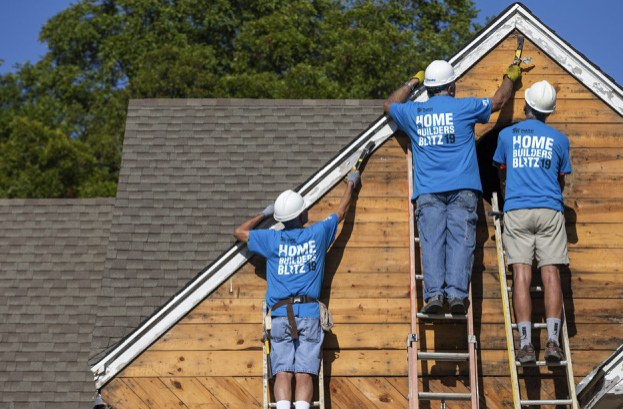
[335,172,360,223]
[383,71,424,116]
[233,204,273,243]
[491,65,521,113]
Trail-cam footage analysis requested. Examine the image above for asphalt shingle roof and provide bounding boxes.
[90,98,384,356]
[0,198,115,409]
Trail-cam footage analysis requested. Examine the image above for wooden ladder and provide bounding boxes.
[406,148,480,409]
[489,192,579,408]
[261,300,325,409]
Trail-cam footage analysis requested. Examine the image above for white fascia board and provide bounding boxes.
[91,113,399,388]
[515,7,623,116]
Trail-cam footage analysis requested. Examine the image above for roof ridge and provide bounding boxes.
[128,98,385,108]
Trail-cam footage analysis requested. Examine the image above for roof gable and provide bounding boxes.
[91,2,623,388]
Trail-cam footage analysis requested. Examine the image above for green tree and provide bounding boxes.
[0,0,481,198]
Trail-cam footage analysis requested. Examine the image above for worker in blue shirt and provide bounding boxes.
[233,172,360,409]
[493,80,571,364]
[383,60,520,314]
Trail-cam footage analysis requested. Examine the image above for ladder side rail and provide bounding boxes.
[262,300,269,409]
[407,147,420,409]
[562,306,579,408]
[318,350,325,409]
[467,280,479,409]
[491,193,521,408]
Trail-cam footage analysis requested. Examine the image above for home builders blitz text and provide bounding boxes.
[512,127,554,169]
[278,239,318,275]
[416,111,455,145]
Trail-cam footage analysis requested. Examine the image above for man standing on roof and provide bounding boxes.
[233,172,360,409]
[383,60,520,314]
[493,80,570,364]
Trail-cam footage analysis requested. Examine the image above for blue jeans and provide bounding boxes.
[415,189,479,301]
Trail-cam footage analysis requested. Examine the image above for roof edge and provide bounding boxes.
[128,98,385,108]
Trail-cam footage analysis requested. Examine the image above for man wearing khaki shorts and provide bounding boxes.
[492,80,571,364]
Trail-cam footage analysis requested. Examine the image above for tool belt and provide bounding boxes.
[264,296,333,340]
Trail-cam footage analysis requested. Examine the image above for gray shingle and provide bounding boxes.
[0,198,114,408]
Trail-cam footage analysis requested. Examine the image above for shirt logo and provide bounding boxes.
[512,135,554,169]
[417,107,434,114]
[277,240,318,275]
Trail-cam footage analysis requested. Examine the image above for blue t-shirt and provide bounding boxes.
[248,214,339,319]
[390,96,492,200]
[493,119,572,212]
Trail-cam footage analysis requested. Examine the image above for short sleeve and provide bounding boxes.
[320,214,339,246]
[248,230,275,258]
[473,98,493,124]
[492,133,506,167]
[558,138,572,174]
[389,102,407,131]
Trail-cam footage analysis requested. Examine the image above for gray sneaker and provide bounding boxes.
[545,340,565,362]
[421,294,444,314]
[448,298,466,314]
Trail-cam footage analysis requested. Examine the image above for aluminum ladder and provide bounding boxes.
[489,192,578,408]
[406,148,480,409]
[262,300,325,409]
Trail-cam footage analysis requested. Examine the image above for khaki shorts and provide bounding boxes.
[503,208,570,268]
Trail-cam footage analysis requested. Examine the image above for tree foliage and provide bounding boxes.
[0,0,481,198]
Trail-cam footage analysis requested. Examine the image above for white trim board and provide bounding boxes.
[91,2,623,389]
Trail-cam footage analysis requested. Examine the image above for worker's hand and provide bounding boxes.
[412,71,425,85]
[506,64,521,82]
[260,204,274,218]
[347,171,360,187]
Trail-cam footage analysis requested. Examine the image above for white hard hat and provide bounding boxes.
[274,190,307,222]
[424,60,456,87]
[525,80,557,113]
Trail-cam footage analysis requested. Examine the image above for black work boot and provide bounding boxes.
[544,340,565,362]
[448,298,466,314]
[420,294,444,314]
[515,344,536,364]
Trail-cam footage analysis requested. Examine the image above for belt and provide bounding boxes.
[270,296,318,340]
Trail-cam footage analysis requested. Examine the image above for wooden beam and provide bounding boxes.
[182,298,411,324]
[120,350,409,377]
[151,323,411,351]
[182,298,623,325]
[237,247,410,275]
[308,198,408,223]
[211,272,410,300]
[324,172,409,198]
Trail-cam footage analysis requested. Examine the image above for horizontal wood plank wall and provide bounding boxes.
[103,33,623,407]
[106,136,415,408]
[454,32,623,403]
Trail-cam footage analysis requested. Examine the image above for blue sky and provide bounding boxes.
[0,1,620,84]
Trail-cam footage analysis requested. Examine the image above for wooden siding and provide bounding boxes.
[102,33,623,407]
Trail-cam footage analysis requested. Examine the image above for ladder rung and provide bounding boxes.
[268,402,322,408]
[414,237,420,243]
[511,323,547,329]
[417,313,467,320]
[516,360,568,367]
[418,392,472,401]
[415,274,423,280]
[507,286,544,292]
[418,352,469,361]
[520,399,572,405]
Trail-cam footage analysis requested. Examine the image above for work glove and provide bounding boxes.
[260,204,274,218]
[347,171,361,187]
[412,71,425,85]
[506,64,522,82]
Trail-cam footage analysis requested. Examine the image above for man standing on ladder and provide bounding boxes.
[492,80,571,364]
[233,172,360,409]
[383,60,519,313]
